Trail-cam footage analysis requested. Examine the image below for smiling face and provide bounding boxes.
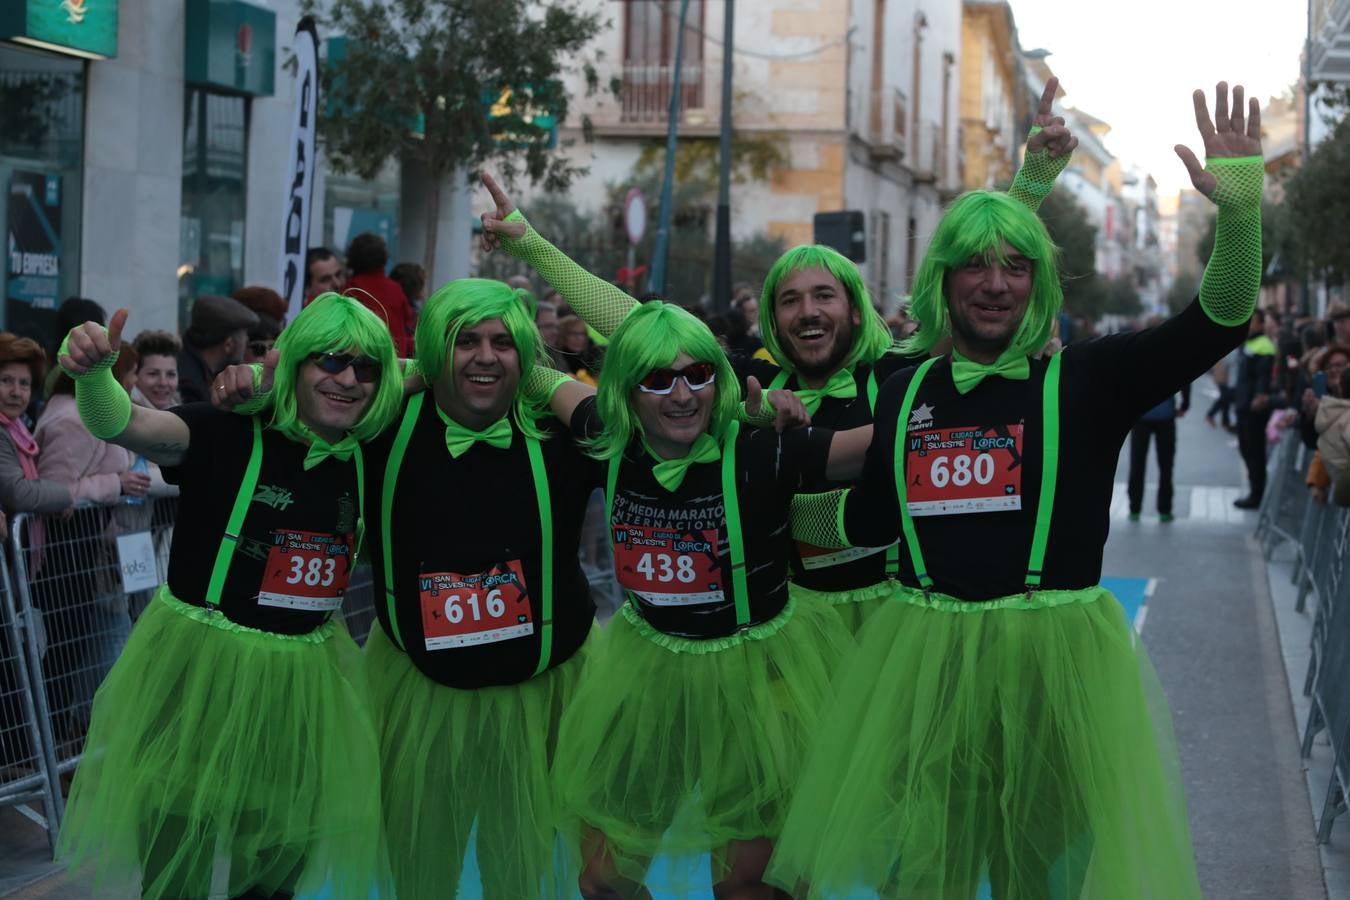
[772,266,861,384]
[944,243,1033,362]
[435,317,521,430]
[136,353,178,410]
[294,351,375,442]
[0,362,31,420]
[631,352,715,459]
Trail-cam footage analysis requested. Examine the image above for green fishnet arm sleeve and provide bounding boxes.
[738,395,778,428]
[789,489,851,549]
[521,366,572,404]
[228,364,271,416]
[59,331,131,439]
[498,210,639,337]
[1200,156,1264,326]
[1007,128,1072,212]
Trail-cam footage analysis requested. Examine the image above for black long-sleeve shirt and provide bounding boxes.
[843,300,1246,600]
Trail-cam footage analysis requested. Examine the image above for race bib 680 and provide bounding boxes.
[905,424,1024,516]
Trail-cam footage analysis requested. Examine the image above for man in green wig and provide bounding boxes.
[765,81,1264,899]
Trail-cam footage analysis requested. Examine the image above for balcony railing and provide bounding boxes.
[620,62,706,124]
[911,118,942,182]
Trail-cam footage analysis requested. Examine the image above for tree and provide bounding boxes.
[1036,187,1110,321]
[303,0,611,279]
[1283,111,1350,284]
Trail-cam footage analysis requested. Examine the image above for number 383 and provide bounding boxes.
[286,555,337,587]
[929,453,995,488]
[634,552,697,584]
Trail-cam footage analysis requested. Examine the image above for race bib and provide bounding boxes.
[259,530,352,611]
[613,523,724,606]
[796,541,895,571]
[419,559,534,650]
[905,424,1024,516]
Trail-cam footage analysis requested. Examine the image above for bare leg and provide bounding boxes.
[578,827,652,900]
[712,838,792,900]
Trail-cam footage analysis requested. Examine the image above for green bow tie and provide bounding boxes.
[950,350,1031,395]
[303,434,359,471]
[650,433,721,492]
[441,409,513,458]
[795,368,858,414]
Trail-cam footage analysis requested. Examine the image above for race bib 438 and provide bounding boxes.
[905,424,1023,516]
[613,524,724,606]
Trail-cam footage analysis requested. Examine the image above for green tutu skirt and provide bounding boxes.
[365,624,592,900]
[56,586,385,900]
[555,591,852,894]
[791,577,896,634]
[766,584,1201,900]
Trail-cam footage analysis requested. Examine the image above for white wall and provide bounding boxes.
[80,0,186,332]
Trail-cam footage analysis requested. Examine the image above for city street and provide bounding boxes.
[0,375,1339,899]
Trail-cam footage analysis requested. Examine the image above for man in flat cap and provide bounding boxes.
[177,294,258,404]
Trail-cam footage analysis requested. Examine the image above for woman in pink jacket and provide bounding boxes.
[33,346,154,748]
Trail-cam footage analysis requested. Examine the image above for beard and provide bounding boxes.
[947,305,1020,358]
[786,313,857,380]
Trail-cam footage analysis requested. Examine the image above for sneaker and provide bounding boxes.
[1233,496,1261,510]
[1128,512,1141,522]
[1160,513,1175,523]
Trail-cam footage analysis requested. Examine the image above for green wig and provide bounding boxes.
[901,190,1062,359]
[758,244,898,372]
[269,292,404,443]
[589,301,742,461]
[415,278,550,439]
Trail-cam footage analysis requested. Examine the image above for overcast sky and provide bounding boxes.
[1008,0,1308,198]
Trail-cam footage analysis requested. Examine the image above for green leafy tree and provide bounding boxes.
[304,0,610,278]
[1166,271,1201,316]
[1036,187,1109,321]
[1283,111,1350,283]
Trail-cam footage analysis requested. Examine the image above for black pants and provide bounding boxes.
[1127,419,1178,515]
[1236,411,1267,501]
[1207,384,1235,428]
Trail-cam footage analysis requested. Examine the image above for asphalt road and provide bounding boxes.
[1110,380,1326,899]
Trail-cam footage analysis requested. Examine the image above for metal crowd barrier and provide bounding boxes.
[1259,427,1350,842]
[1258,430,1311,559]
[0,492,623,855]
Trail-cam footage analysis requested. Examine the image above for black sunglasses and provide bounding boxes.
[308,352,382,384]
[637,361,717,395]
[248,340,274,357]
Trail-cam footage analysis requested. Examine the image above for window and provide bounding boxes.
[180,88,248,327]
[621,0,705,123]
[0,43,85,343]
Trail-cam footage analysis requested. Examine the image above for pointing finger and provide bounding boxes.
[107,308,128,352]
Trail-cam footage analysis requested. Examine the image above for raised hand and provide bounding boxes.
[1026,77,1078,159]
[61,307,126,375]
[211,348,277,409]
[479,172,526,253]
[1174,81,1262,197]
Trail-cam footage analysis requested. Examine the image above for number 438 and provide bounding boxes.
[635,552,697,584]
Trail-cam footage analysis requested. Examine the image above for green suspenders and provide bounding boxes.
[205,417,365,608]
[892,354,1063,598]
[380,393,555,673]
[607,419,751,629]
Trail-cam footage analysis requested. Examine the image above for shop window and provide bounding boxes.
[179,87,247,327]
[0,43,85,345]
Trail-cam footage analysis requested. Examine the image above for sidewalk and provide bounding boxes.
[1267,536,1350,897]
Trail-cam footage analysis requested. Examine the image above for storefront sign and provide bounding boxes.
[0,0,119,59]
[185,0,276,97]
[7,171,63,317]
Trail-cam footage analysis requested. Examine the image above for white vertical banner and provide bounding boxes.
[280,17,320,321]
